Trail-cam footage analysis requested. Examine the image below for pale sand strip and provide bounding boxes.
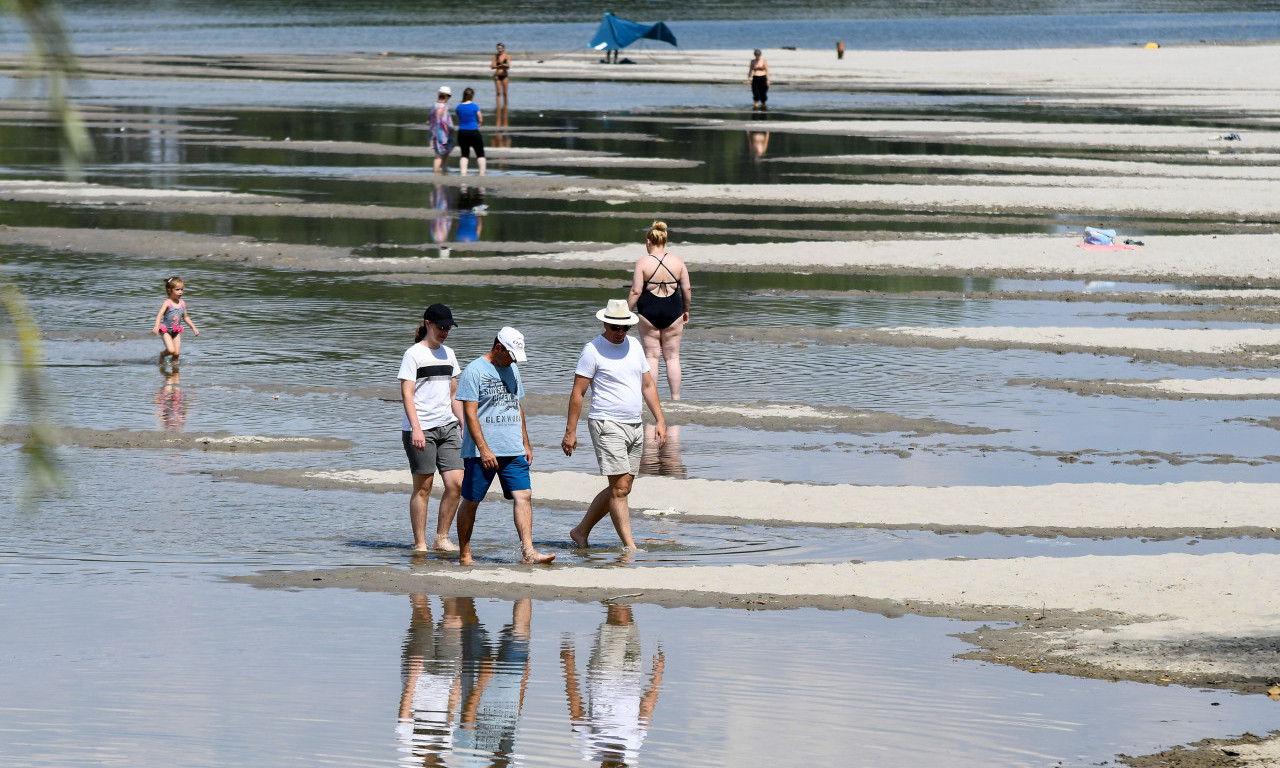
[704,119,1280,151]
[773,154,1280,180]
[0,180,283,202]
[546,235,1280,283]
[879,326,1280,356]
[559,177,1280,219]
[8,224,1280,286]
[429,553,1280,640]
[1134,378,1280,397]
[304,469,1280,533]
[1018,377,1280,401]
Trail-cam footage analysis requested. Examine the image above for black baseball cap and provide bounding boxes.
[423,303,457,328]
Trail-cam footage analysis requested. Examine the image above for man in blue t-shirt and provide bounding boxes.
[454,326,555,566]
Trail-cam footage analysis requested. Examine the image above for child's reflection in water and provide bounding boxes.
[561,603,665,767]
[397,595,531,767]
[155,362,187,432]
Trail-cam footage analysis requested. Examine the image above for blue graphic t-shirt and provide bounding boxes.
[456,102,481,131]
[456,356,525,458]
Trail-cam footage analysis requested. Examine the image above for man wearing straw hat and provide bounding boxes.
[562,299,667,551]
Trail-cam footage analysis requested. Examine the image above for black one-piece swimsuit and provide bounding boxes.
[635,253,684,330]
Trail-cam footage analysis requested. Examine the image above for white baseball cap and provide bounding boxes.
[497,326,527,362]
[438,85,452,96]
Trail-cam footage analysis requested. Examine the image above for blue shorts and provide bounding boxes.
[461,455,531,502]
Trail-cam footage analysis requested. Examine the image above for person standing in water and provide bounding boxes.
[429,85,455,174]
[454,87,486,176]
[491,43,510,103]
[748,48,770,110]
[627,221,691,400]
[454,327,555,566]
[398,304,465,553]
[562,299,666,552]
[151,275,199,362]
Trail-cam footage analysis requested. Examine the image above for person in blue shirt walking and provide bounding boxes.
[454,327,555,566]
[455,87,487,176]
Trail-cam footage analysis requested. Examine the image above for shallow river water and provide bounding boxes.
[6,6,1280,765]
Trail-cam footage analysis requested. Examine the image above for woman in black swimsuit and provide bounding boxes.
[491,43,510,103]
[628,221,692,399]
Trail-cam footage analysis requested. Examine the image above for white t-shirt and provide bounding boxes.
[398,342,460,431]
[575,335,650,423]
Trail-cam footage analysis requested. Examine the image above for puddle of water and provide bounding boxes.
[1,572,1275,768]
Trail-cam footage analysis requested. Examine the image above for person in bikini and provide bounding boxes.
[627,221,692,400]
[491,43,510,103]
[748,48,770,110]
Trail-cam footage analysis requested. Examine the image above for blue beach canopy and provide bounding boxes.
[589,13,678,51]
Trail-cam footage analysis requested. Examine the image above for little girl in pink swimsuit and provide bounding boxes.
[152,276,200,361]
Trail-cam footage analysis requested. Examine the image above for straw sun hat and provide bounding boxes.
[596,298,639,325]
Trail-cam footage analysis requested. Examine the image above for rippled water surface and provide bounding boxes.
[6,8,1280,763]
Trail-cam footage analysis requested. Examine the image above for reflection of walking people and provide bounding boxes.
[455,327,555,566]
[151,275,199,361]
[430,184,453,255]
[429,86,455,174]
[561,603,665,766]
[455,597,532,765]
[397,594,463,766]
[491,43,510,103]
[748,48,769,110]
[397,595,534,767]
[455,87,487,176]
[562,300,666,551]
[627,221,691,400]
[399,304,465,553]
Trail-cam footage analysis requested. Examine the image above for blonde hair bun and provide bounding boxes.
[647,220,669,246]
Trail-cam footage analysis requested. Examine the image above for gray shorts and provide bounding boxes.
[588,419,643,477]
[402,422,463,476]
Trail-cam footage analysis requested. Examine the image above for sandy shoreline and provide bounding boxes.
[9,225,1280,286]
[224,468,1280,540]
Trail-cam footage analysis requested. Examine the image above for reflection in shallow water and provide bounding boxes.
[641,423,686,478]
[154,361,187,432]
[397,596,664,767]
[562,603,664,767]
[457,186,486,244]
[398,595,531,767]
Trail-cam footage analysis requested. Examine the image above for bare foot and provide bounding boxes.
[411,545,429,554]
[459,547,472,566]
[433,536,459,552]
[522,548,556,564]
[569,528,588,548]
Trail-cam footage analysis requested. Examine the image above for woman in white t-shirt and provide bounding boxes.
[399,304,465,552]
